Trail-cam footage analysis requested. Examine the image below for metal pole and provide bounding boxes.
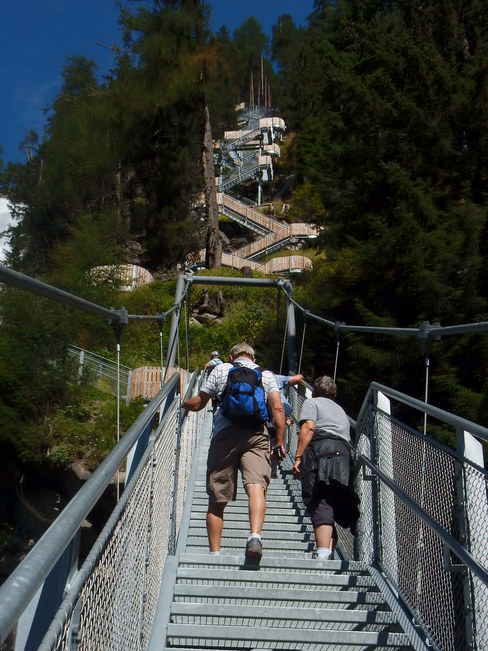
[333,338,340,382]
[283,280,297,373]
[187,275,279,288]
[423,356,429,436]
[159,322,164,389]
[0,264,120,322]
[298,315,307,375]
[166,275,186,371]
[116,341,121,502]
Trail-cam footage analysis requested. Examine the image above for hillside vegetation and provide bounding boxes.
[0,0,488,560]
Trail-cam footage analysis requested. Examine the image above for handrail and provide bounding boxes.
[37,391,182,650]
[356,381,488,445]
[180,367,200,423]
[278,278,488,342]
[0,373,180,644]
[68,345,133,375]
[186,275,281,288]
[359,454,488,587]
[0,264,121,322]
[221,195,286,233]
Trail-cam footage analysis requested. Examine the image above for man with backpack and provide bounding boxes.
[183,342,286,559]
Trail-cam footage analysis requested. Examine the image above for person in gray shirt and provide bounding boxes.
[293,375,358,559]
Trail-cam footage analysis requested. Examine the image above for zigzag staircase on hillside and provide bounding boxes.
[150,408,428,651]
[193,194,319,274]
[193,108,319,274]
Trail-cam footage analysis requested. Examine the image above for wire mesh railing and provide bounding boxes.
[354,384,488,651]
[2,263,488,650]
[0,373,204,650]
[67,345,133,403]
[0,263,199,649]
[284,379,488,650]
[38,389,203,651]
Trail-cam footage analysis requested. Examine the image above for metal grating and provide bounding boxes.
[356,403,488,651]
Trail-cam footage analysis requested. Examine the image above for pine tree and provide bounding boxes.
[277,0,488,419]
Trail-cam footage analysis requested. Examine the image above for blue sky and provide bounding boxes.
[1,0,315,167]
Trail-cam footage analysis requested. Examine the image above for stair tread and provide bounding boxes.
[173,583,386,605]
[166,623,411,645]
[153,411,420,651]
[170,602,396,624]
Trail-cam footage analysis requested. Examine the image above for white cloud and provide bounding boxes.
[0,197,14,260]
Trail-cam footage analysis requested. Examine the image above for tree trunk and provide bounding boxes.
[203,100,221,269]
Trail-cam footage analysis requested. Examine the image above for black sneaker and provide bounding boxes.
[245,537,263,558]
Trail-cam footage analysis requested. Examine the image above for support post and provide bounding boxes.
[283,280,297,372]
[166,275,186,372]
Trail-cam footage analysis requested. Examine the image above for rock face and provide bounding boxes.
[192,287,228,325]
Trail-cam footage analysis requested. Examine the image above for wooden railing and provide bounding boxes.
[188,250,313,274]
[130,366,184,401]
[234,223,319,259]
[219,194,286,234]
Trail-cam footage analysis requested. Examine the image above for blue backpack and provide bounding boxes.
[220,363,269,423]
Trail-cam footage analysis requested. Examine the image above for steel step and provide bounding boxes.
[173,583,386,608]
[176,568,376,591]
[166,623,412,649]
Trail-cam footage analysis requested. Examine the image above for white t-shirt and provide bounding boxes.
[201,357,279,435]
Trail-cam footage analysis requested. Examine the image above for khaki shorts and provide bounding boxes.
[207,423,270,503]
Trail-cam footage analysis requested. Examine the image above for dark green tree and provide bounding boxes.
[278,0,488,422]
[116,0,227,268]
[231,17,271,107]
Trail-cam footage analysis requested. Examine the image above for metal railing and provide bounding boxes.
[2,263,488,650]
[284,380,488,651]
[0,370,204,650]
[67,345,133,404]
[354,384,488,651]
[0,264,198,648]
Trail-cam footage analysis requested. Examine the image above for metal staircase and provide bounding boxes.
[151,409,428,651]
[2,268,486,650]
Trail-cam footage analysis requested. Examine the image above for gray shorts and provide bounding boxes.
[206,423,270,503]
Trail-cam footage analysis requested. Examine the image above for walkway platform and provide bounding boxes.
[149,410,427,650]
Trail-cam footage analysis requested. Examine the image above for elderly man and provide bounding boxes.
[204,350,222,376]
[183,342,286,558]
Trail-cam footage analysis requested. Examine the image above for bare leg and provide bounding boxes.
[314,524,334,550]
[245,483,266,534]
[206,501,226,551]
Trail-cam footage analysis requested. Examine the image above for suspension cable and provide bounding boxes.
[109,309,128,503]
[158,317,165,389]
[298,311,308,375]
[424,354,430,436]
[177,330,181,372]
[116,339,121,502]
[163,278,191,383]
[279,305,289,375]
[273,288,282,372]
[184,295,190,375]
[333,324,342,382]
[333,340,340,382]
